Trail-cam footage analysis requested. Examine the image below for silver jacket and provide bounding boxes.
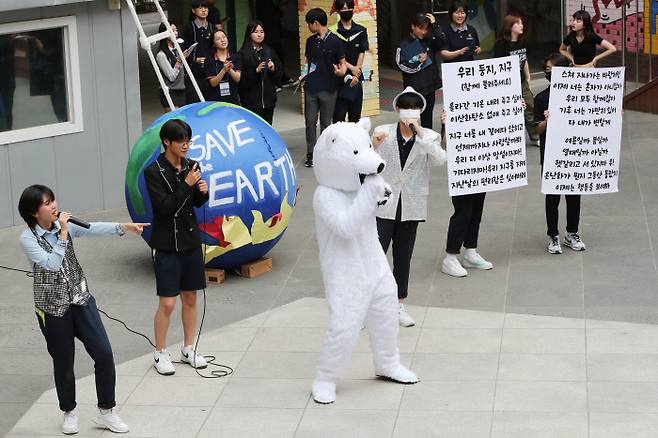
[374,123,446,221]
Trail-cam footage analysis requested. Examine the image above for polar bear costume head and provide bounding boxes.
[313,118,386,192]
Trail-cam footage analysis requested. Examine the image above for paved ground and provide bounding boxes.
[3,36,658,436]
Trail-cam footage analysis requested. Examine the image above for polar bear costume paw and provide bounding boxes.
[376,365,419,384]
[312,380,336,404]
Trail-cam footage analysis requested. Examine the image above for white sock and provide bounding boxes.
[464,248,477,259]
[99,408,111,415]
[445,253,459,261]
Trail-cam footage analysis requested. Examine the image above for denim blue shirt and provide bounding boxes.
[19,221,123,271]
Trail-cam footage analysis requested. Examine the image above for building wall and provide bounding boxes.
[298,0,380,116]
[0,0,141,227]
[565,0,658,55]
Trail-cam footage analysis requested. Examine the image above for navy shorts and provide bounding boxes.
[154,248,206,297]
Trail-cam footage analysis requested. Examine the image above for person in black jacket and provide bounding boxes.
[396,12,444,129]
[181,0,213,104]
[238,20,283,124]
[144,119,210,376]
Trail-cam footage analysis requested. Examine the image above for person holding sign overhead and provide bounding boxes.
[396,12,444,129]
[559,9,616,68]
[533,52,585,254]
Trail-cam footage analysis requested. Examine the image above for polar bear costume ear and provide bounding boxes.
[356,117,371,133]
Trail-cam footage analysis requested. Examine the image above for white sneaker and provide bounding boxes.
[564,232,586,251]
[548,236,562,254]
[441,256,468,277]
[376,365,419,384]
[62,411,78,435]
[398,303,415,327]
[153,349,175,375]
[462,252,493,270]
[181,345,208,369]
[312,380,336,404]
[94,408,129,433]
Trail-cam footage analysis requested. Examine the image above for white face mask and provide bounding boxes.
[399,109,421,120]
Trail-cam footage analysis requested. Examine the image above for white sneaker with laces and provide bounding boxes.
[442,256,468,277]
[62,411,78,435]
[94,408,129,433]
[462,251,493,270]
[398,303,415,327]
[564,232,586,251]
[548,236,562,254]
[153,349,175,375]
[181,345,208,369]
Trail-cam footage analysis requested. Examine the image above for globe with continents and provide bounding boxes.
[125,102,297,269]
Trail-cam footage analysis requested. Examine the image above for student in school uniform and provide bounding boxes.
[534,53,586,253]
[302,7,347,167]
[204,28,241,105]
[331,0,369,123]
[181,0,213,104]
[396,12,444,129]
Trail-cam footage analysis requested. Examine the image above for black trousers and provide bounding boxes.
[446,192,486,254]
[545,194,581,237]
[420,91,436,129]
[246,106,275,125]
[37,297,116,412]
[333,86,363,123]
[377,217,419,300]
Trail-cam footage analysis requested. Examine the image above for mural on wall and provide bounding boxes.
[298,0,380,116]
[567,0,658,55]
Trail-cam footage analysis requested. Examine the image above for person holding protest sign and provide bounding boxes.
[559,10,616,68]
[372,87,446,326]
[534,53,585,253]
[395,12,444,129]
[494,14,539,146]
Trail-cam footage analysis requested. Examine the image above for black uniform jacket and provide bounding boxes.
[144,154,209,252]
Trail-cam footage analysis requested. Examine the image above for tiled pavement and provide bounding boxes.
[9,298,658,437]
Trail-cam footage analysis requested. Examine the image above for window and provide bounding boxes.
[0,16,83,145]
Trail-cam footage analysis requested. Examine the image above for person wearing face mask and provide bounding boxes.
[533,53,587,254]
[396,12,444,129]
[204,28,242,104]
[372,87,446,327]
[330,0,369,123]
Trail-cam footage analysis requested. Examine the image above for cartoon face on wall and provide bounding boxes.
[125,102,297,269]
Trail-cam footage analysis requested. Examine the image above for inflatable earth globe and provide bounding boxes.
[125,102,297,269]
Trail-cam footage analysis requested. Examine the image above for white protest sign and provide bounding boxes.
[541,67,624,195]
[442,56,527,197]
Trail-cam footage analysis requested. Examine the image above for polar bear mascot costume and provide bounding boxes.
[311,118,419,404]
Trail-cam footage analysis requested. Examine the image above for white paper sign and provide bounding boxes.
[442,56,528,196]
[541,67,624,195]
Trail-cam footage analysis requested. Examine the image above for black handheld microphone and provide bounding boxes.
[409,123,417,137]
[57,212,91,229]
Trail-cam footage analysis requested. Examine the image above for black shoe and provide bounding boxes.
[304,156,313,167]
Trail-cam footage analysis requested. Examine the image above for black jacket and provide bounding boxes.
[144,154,209,252]
[238,44,283,110]
[396,24,444,95]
